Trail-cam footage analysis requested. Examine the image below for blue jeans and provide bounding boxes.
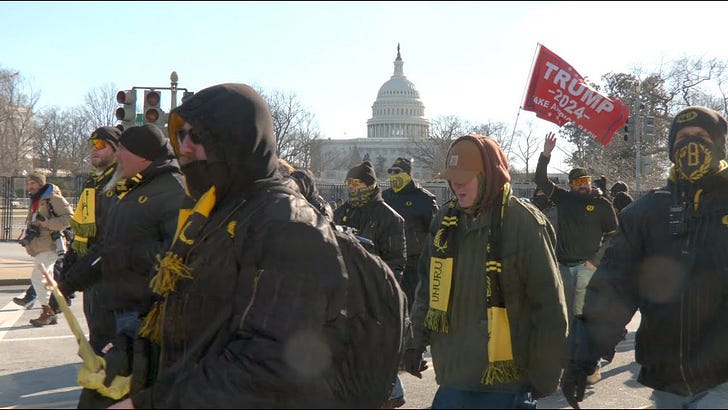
[389,374,404,398]
[558,262,596,325]
[431,387,536,409]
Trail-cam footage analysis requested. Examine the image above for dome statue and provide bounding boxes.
[367,44,429,139]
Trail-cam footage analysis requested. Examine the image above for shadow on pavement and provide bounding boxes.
[0,362,81,409]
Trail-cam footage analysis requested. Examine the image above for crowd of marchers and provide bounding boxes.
[13,91,728,409]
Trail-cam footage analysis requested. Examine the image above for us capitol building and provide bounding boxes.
[312,45,435,183]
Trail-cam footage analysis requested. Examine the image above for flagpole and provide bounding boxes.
[510,43,542,142]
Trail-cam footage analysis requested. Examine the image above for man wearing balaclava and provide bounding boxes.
[382,158,438,316]
[334,160,406,277]
[334,160,407,408]
[403,134,567,408]
[562,106,728,409]
[108,83,350,409]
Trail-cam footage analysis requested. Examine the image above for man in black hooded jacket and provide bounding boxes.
[334,160,407,408]
[562,106,728,409]
[109,83,351,409]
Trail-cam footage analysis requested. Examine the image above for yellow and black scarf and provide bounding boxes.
[70,164,117,255]
[425,182,520,385]
[139,187,217,343]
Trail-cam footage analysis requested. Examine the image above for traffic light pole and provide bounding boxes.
[170,71,179,112]
[633,84,642,194]
[116,72,193,134]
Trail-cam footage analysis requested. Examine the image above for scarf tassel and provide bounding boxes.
[72,222,97,239]
[150,251,193,295]
[70,236,89,256]
[139,302,164,344]
[481,360,521,385]
[424,308,449,333]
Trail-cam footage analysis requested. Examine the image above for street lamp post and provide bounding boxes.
[170,71,179,111]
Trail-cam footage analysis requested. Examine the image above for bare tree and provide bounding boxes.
[34,107,90,175]
[83,82,118,129]
[0,69,41,176]
[513,121,540,177]
[285,111,321,168]
[256,87,321,168]
[408,115,469,178]
[66,106,95,174]
[470,121,513,157]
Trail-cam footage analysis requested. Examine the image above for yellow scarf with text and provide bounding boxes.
[425,183,520,385]
[70,165,116,255]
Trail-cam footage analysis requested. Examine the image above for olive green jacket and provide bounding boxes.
[409,195,568,397]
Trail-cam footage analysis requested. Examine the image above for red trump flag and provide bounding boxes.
[522,44,629,145]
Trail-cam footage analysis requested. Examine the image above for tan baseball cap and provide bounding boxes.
[441,139,484,183]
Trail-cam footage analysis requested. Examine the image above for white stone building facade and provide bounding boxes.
[313,45,434,183]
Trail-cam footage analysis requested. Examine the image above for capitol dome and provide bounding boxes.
[367,45,429,139]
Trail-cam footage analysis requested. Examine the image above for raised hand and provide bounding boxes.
[543,132,557,157]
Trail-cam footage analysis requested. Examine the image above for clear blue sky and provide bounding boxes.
[2,1,727,171]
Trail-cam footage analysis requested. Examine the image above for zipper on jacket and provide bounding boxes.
[678,291,693,396]
[238,269,264,330]
[678,224,695,397]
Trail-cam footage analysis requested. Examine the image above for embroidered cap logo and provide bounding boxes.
[676,110,700,123]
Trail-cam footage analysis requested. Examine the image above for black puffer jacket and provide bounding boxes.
[578,166,728,396]
[131,84,350,408]
[382,180,438,258]
[60,160,184,316]
[97,162,184,313]
[334,191,406,276]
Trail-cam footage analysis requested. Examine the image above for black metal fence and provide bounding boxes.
[1,176,537,242]
[317,182,455,208]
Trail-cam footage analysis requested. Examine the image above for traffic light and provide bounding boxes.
[115,90,137,131]
[623,115,635,141]
[143,90,166,132]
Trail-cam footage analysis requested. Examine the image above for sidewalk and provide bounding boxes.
[0,241,33,286]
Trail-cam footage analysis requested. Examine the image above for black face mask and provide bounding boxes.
[672,135,720,182]
[181,160,213,199]
[533,196,549,209]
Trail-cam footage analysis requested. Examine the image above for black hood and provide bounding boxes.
[169,83,278,198]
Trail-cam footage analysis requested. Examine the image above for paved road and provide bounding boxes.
[0,284,85,409]
[0,281,653,410]
[0,233,653,410]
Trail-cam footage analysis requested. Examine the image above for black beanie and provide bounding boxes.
[346,161,377,186]
[668,106,727,162]
[90,126,121,151]
[390,157,412,174]
[119,124,169,161]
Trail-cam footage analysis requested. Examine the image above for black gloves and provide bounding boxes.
[131,337,153,393]
[57,281,74,300]
[402,348,428,379]
[103,334,133,387]
[560,360,596,409]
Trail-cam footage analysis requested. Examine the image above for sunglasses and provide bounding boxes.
[571,176,592,185]
[176,128,202,146]
[89,139,108,150]
[345,178,363,186]
[387,168,404,175]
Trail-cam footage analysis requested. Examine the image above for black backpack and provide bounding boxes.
[241,185,409,408]
[331,225,409,408]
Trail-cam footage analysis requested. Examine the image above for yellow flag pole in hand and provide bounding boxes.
[40,265,131,399]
